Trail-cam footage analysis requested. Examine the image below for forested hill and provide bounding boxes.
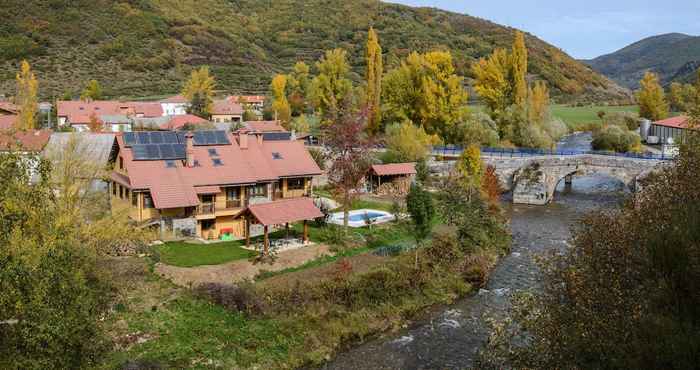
[0,0,627,102]
[585,33,700,89]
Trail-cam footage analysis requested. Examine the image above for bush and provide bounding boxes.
[604,111,640,131]
[592,125,642,153]
[425,225,463,267]
[193,282,263,314]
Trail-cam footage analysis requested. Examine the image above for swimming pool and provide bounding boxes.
[329,209,396,228]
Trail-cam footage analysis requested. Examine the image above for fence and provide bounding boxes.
[432,145,673,161]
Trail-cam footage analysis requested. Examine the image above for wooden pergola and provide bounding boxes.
[244,197,323,256]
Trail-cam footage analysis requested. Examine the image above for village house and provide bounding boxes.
[229,95,265,111]
[132,114,211,131]
[109,130,322,241]
[159,95,190,116]
[57,101,164,132]
[210,99,243,123]
[366,163,417,196]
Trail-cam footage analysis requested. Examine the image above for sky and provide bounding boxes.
[391,0,700,59]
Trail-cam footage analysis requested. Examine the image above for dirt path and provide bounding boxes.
[155,244,331,287]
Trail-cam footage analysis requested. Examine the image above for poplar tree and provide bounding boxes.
[528,81,549,125]
[637,71,669,121]
[310,49,353,125]
[270,74,291,126]
[511,31,528,107]
[182,67,215,118]
[80,80,103,102]
[472,48,511,113]
[15,60,38,131]
[365,27,383,134]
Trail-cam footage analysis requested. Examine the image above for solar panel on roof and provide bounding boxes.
[262,132,292,141]
[132,145,149,160]
[159,144,176,159]
[123,132,136,147]
[173,144,186,158]
[146,144,160,159]
[162,132,180,144]
[135,132,151,144]
[149,131,164,144]
[214,131,230,144]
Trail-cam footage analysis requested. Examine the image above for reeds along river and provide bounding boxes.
[320,132,627,370]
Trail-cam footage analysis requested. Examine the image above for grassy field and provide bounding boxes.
[550,104,639,130]
[157,241,256,267]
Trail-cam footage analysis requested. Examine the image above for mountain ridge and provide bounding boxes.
[0,0,628,102]
[585,33,700,89]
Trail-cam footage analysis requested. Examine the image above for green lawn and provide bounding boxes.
[157,241,256,267]
[550,104,639,130]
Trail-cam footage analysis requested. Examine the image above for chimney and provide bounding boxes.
[239,132,248,149]
[185,132,195,167]
[256,133,263,145]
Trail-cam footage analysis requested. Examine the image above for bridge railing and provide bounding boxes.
[431,145,672,161]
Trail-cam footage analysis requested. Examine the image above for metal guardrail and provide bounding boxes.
[432,146,673,161]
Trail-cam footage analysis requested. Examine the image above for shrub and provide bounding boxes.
[592,125,642,153]
[193,282,263,314]
[425,225,463,267]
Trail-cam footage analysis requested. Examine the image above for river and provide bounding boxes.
[320,133,627,370]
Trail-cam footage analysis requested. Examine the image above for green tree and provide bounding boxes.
[288,61,311,116]
[383,51,469,140]
[15,60,38,130]
[637,71,669,121]
[80,79,103,101]
[511,31,528,107]
[310,49,353,125]
[406,182,434,268]
[182,66,215,118]
[270,74,292,126]
[383,120,440,162]
[457,144,483,201]
[365,27,383,135]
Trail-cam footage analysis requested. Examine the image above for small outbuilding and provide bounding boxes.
[366,163,417,196]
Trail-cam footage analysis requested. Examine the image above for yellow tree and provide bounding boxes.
[365,27,383,135]
[15,60,38,131]
[182,66,216,117]
[472,48,511,114]
[270,74,291,126]
[384,120,441,162]
[80,80,102,102]
[310,49,353,125]
[528,81,549,125]
[511,31,528,107]
[637,71,669,121]
[456,144,483,201]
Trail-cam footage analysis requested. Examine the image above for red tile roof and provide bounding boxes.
[114,131,321,208]
[248,198,323,226]
[160,95,188,104]
[57,100,163,124]
[243,121,286,133]
[0,115,17,130]
[654,116,690,129]
[162,114,210,130]
[371,163,417,176]
[211,100,243,116]
[194,185,221,194]
[0,130,52,152]
[229,95,265,104]
[0,102,19,114]
[150,183,199,209]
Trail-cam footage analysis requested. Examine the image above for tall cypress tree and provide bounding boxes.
[511,31,528,107]
[366,27,383,134]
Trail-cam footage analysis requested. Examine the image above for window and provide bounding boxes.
[208,148,219,157]
[212,158,223,166]
[143,193,154,208]
[287,178,305,191]
[119,157,124,170]
[248,184,267,197]
[125,189,130,200]
[112,182,117,196]
[272,152,282,160]
[132,192,138,207]
[201,194,214,204]
[227,187,239,200]
[119,185,124,199]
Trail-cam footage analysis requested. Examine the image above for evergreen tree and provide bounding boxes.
[15,60,38,131]
[80,79,103,102]
[182,67,215,118]
[270,74,292,126]
[406,182,434,268]
[511,31,528,107]
[365,27,383,135]
[637,71,669,121]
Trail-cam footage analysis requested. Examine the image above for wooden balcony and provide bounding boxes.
[224,199,242,210]
[197,203,215,215]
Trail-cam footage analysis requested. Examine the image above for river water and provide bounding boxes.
[321,133,626,370]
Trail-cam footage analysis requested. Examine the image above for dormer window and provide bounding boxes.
[272,152,282,160]
[165,160,176,168]
[212,158,223,166]
[208,148,218,157]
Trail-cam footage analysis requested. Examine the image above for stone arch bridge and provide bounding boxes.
[431,149,671,205]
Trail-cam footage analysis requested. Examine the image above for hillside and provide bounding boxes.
[0,0,627,102]
[585,33,700,89]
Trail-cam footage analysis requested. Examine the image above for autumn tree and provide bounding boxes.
[383,120,440,163]
[324,105,374,229]
[87,113,103,132]
[472,48,511,115]
[270,74,292,126]
[511,31,528,107]
[15,60,38,130]
[182,66,215,118]
[527,81,549,125]
[80,79,103,102]
[383,51,469,140]
[288,61,311,116]
[457,144,483,202]
[365,27,383,135]
[637,71,669,121]
[310,49,353,125]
